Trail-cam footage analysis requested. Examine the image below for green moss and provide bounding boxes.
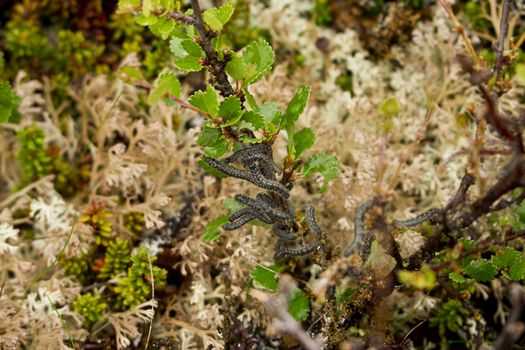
[72,292,107,328]
[124,211,146,237]
[114,247,167,309]
[80,202,114,247]
[60,256,91,285]
[430,299,469,336]
[99,237,131,280]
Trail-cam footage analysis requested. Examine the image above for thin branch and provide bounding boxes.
[166,11,196,24]
[189,0,236,98]
[444,173,475,212]
[493,0,511,79]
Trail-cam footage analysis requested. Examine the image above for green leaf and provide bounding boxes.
[464,259,498,282]
[149,16,176,39]
[302,152,341,192]
[243,88,257,109]
[0,80,20,124]
[293,128,315,158]
[170,37,187,56]
[198,158,227,179]
[173,56,203,72]
[182,39,205,58]
[203,2,234,30]
[448,272,467,284]
[282,86,311,129]
[225,52,248,81]
[491,247,521,270]
[148,72,181,105]
[134,13,158,26]
[203,215,229,242]
[288,288,310,322]
[218,96,242,120]
[364,240,396,278]
[458,238,476,250]
[189,86,219,118]
[509,259,525,281]
[143,0,152,16]
[250,264,281,291]
[242,39,275,86]
[240,110,265,130]
[258,102,281,126]
[197,123,229,157]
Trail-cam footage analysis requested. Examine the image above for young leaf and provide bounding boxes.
[509,259,525,281]
[398,268,436,290]
[448,272,467,284]
[148,72,181,105]
[293,128,315,158]
[189,86,219,118]
[242,39,275,86]
[149,16,176,39]
[197,123,229,157]
[134,13,158,26]
[258,102,281,126]
[288,288,310,322]
[173,56,203,72]
[302,152,341,192]
[464,259,498,282]
[218,96,242,120]
[250,264,281,292]
[379,98,400,117]
[203,2,234,31]
[282,86,311,129]
[182,39,205,58]
[203,215,229,243]
[491,247,521,270]
[240,110,265,130]
[0,80,20,123]
[225,52,248,81]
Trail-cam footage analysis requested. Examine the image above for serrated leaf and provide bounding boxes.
[203,2,234,30]
[464,259,498,282]
[293,128,315,158]
[143,0,152,16]
[197,123,229,157]
[243,88,257,109]
[198,158,227,179]
[170,37,187,56]
[458,238,476,250]
[148,72,181,105]
[218,96,241,120]
[258,102,280,126]
[225,52,248,81]
[189,86,219,117]
[491,247,521,270]
[448,272,467,283]
[250,264,281,292]
[288,288,310,322]
[509,259,525,281]
[240,110,265,130]
[239,135,264,143]
[182,39,204,58]
[203,215,229,242]
[302,152,341,193]
[149,16,175,39]
[242,39,275,86]
[173,56,203,72]
[282,86,311,129]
